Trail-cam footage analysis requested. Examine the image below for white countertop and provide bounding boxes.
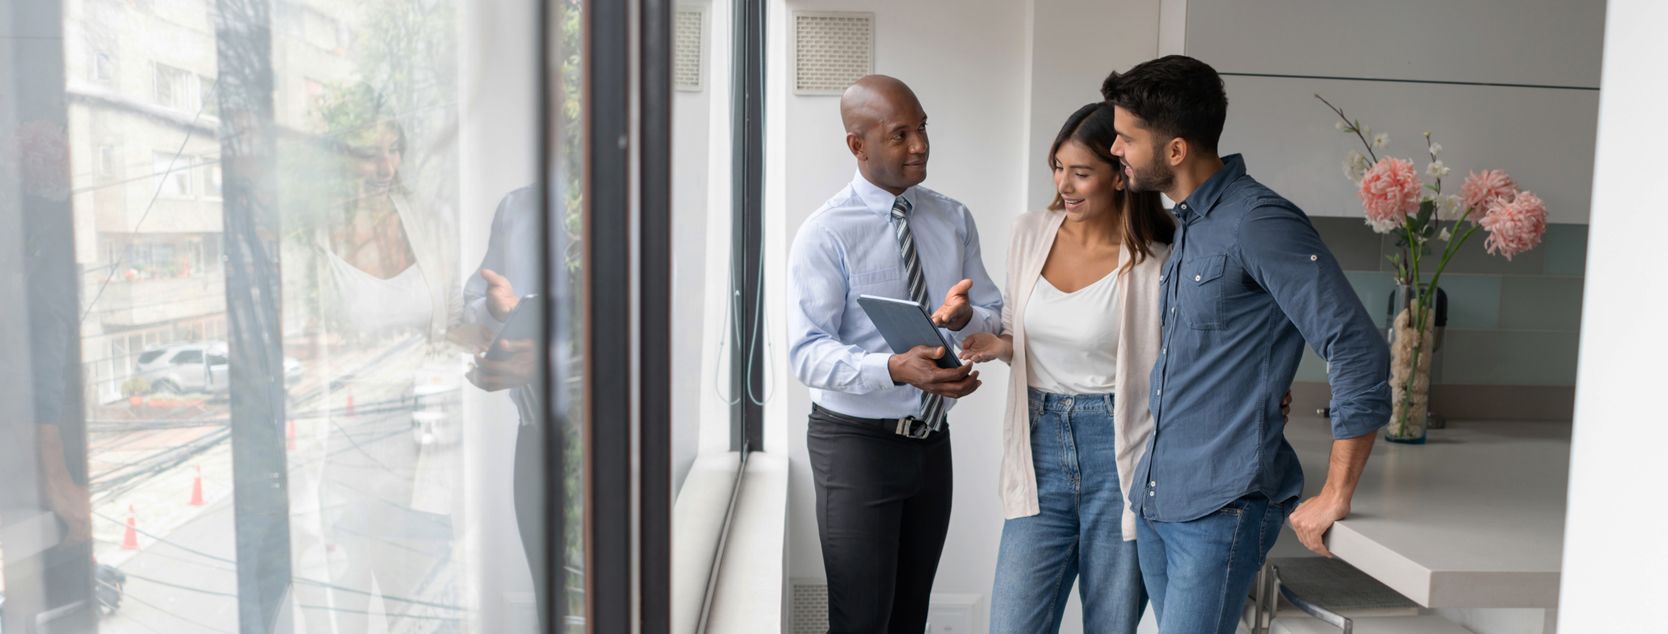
[1276,418,1571,609]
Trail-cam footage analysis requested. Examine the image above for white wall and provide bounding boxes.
[1023,0,1163,212]
[768,1,1163,631]
[673,0,716,496]
[1558,0,1668,630]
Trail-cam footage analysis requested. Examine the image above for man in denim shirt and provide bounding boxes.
[1104,56,1392,633]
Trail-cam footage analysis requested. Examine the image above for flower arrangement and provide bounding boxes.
[1319,95,1549,441]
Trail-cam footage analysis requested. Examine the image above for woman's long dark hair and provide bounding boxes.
[1047,102,1174,266]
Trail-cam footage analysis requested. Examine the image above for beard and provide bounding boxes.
[1125,159,1175,194]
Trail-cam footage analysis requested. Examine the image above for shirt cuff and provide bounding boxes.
[1328,397,1391,439]
[860,352,895,391]
[467,297,506,329]
[953,305,999,336]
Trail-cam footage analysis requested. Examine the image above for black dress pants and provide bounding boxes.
[808,405,954,634]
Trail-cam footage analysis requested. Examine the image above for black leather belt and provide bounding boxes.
[812,404,942,439]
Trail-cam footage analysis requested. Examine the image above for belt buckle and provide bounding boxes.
[894,417,931,439]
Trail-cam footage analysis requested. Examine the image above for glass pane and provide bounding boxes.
[0,0,585,631]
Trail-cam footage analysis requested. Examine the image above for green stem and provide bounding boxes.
[1394,215,1431,438]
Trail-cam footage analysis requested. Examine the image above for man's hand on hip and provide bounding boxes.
[930,278,974,331]
[887,345,981,398]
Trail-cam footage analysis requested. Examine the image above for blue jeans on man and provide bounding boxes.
[1136,493,1295,633]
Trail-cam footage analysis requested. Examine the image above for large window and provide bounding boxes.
[1,0,607,631]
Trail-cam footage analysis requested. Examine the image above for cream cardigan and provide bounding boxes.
[998,209,1168,541]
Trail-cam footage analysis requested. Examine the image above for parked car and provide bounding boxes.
[135,341,303,395]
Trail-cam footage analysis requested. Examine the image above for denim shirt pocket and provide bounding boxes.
[1180,254,1227,330]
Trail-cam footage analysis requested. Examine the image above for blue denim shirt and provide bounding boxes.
[1133,155,1391,522]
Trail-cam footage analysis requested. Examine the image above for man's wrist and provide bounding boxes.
[1316,484,1354,508]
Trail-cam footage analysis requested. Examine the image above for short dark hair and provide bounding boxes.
[1100,55,1228,154]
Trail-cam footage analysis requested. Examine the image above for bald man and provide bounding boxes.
[787,75,1003,632]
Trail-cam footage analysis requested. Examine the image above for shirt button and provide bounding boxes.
[1148,491,1155,497]
[1156,388,1162,396]
[1159,274,1165,282]
[1194,274,1202,282]
[1310,254,1319,262]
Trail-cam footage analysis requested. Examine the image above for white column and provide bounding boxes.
[1559,0,1668,631]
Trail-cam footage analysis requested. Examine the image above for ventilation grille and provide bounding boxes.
[792,11,874,95]
[674,6,705,91]
[791,581,829,633]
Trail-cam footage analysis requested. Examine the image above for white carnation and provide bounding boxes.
[1436,194,1464,220]
[1343,151,1370,182]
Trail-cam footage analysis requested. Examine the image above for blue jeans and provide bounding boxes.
[991,389,1146,633]
[1136,493,1295,634]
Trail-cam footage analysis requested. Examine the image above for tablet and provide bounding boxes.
[857,294,962,369]
[485,293,541,361]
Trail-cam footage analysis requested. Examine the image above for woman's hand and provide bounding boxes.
[959,332,1013,364]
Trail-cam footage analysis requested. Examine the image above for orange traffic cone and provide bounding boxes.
[189,465,204,506]
[121,505,139,550]
[286,419,296,451]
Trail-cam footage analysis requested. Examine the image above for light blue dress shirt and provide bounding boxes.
[787,171,1003,420]
[464,186,555,426]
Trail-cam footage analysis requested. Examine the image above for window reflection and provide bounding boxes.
[1,0,584,631]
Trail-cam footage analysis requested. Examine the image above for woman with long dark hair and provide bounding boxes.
[960,101,1172,633]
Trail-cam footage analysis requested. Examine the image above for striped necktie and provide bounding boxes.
[890,196,945,430]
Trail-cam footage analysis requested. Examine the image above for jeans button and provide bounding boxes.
[1061,398,1073,408]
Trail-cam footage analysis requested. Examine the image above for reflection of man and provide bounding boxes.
[1,125,99,631]
[461,186,555,625]
[787,75,1002,633]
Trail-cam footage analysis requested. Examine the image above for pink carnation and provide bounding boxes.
[1479,191,1548,260]
[1461,169,1517,218]
[1357,158,1422,231]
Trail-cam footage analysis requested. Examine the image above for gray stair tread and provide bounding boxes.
[1270,557,1420,611]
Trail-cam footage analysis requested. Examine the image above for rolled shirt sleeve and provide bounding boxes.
[1237,203,1391,439]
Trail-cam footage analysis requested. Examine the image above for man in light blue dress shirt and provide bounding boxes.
[788,75,1003,633]
[462,186,562,629]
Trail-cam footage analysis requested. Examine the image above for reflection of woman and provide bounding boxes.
[296,115,464,632]
[960,102,1172,633]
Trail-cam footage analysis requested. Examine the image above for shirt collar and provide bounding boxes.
[851,170,915,217]
[1176,154,1247,220]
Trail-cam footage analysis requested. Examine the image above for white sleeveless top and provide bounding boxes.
[324,250,433,336]
[1023,271,1121,394]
